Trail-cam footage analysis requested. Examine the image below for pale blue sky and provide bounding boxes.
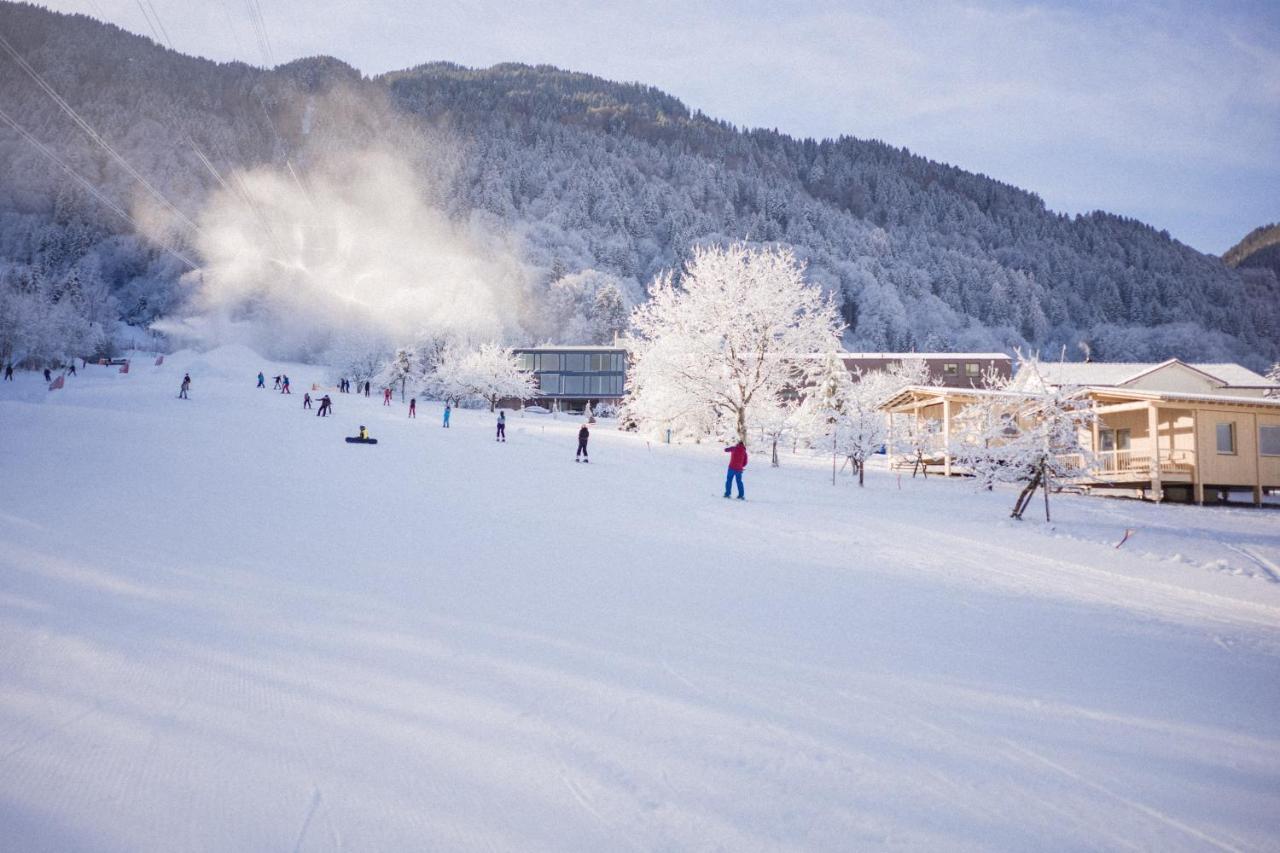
[46,0,1280,254]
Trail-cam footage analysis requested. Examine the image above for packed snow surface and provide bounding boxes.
[1,348,1279,851]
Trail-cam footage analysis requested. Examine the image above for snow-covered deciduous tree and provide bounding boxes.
[795,353,853,483]
[422,343,472,406]
[950,392,1026,491]
[383,347,417,402]
[1267,362,1280,398]
[756,397,799,467]
[961,357,1096,520]
[426,342,536,411]
[465,343,537,411]
[627,243,842,444]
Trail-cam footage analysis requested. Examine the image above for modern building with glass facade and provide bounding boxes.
[513,346,628,412]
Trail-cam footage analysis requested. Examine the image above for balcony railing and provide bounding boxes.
[1061,448,1196,478]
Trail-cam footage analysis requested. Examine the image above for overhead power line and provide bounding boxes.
[0,105,198,270]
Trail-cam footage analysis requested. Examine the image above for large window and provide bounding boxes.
[563,353,586,372]
[943,363,958,376]
[561,375,586,395]
[1261,425,1280,457]
[538,373,560,394]
[1216,422,1236,455]
[538,353,560,371]
[518,352,536,371]
[1100,428,1131,452]
[965,363,980,377]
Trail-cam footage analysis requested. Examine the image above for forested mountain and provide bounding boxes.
[1224,223,1280,285]
[1,1,1277,368]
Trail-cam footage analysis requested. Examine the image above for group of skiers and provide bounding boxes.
[245,369,749,497]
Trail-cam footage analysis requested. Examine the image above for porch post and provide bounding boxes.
[1191,410,1204,505]
[943,397,952,476]
[1253,413,1264,507]
[1147,402,1162,503]
[1091,406,1101,471]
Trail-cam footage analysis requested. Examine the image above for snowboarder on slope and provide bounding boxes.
[179,373,191,400]
[443,404,451,428]
[576,424,589,462]
[723,441,748,500]
[317,394,332,417]
[303,392,312,410]
[496,411,506,442]
[257,372,265,388]
[408,398,416,418]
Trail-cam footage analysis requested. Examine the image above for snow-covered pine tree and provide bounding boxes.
[589,283,629,344]
[627,243,842,444]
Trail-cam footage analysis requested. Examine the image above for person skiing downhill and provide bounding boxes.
[383,387,392,406]
[257,372,265,388]
[408,398,416,418]
[303,392,312,410]
[443,404,451,428]
[179,373,191,400]
[723,440,748,500]
[576,424,589,462]
[281,375,291,394]
[317,394,332,417]
[67,363,76,377]
[273,375,281,390]
[496,411,506,442]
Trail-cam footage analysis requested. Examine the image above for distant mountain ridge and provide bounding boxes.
[1,1,1277,368]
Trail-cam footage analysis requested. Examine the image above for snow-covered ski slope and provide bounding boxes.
[1,345,1278,852]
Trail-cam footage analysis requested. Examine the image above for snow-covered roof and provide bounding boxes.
[791,352,1011,361]
[515,345,627,352]
[840,352,1011,360]
[1083,387,1280,408]
[1023,359,1278,389]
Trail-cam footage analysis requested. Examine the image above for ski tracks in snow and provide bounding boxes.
[1225,544,1280,584]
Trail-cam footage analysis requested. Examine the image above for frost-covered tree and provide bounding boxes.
[589,282,629,344]
[383,346,417,402]
[756,397,799,467]
[427,342,536,411]
[628,243,842,444]
[969,358,1096,520]
[422,342,472,406]
[795,353,853,483]
[1268,362,1280,398]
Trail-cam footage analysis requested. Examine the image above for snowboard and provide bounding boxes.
[345,437,378,445]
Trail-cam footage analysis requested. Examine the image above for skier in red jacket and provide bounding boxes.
[724,441,748,500]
